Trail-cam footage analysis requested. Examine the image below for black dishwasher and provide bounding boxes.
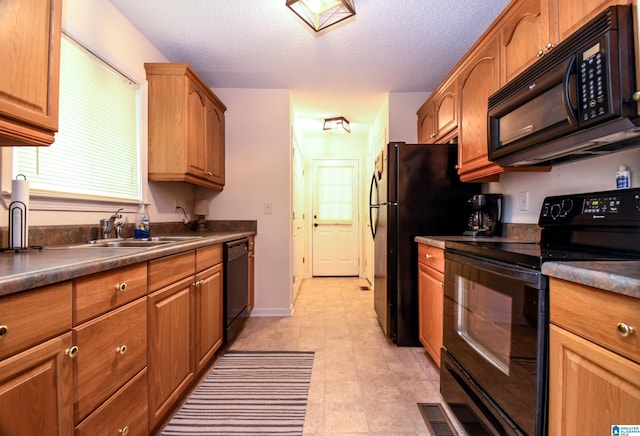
[224,238,249,343]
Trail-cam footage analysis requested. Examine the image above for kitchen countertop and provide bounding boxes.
[542,261,640,299]
[0,231,254,298]
[414,235,533,249]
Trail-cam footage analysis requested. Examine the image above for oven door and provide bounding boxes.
[442,250,548,436]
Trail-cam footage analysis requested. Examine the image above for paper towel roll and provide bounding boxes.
[9,177,29,249]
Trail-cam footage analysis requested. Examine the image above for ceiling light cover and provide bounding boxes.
[286,0,356,32]
[323,116,351,134]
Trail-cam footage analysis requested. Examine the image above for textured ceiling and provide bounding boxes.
[108,0,510,136]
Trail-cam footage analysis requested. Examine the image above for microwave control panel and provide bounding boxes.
[578,41,609,123]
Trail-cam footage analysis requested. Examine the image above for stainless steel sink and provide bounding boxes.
[46,236,203,249]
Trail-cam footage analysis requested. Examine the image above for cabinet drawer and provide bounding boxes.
[75,263,147,324]
[149,251,195,292]
[0,282,72,360]
[196,243,222,271]
[417,243,444,273]
[550,278,640,364]
[74,298,147,422]
[76,368,148,436]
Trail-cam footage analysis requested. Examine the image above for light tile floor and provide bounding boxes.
[228,277,468,435]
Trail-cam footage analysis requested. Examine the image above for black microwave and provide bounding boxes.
[488,5,640,167]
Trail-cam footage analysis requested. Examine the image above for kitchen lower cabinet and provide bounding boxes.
[248,236,255,312]
[0,0,62,146]
[0,333,74,436]
[417,243,445,367]
[0,281,73,435]
[549,277,640,435]
[194,244,224,374]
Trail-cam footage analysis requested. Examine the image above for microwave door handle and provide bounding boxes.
[563,54,579,125]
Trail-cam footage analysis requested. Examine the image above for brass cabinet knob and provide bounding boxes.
[205,171,213,177]
[115,282,127,292]
[0,325,8,339]
[536,49,544,57]
[424,254,432,259]
[439,282,443,288]
[633,91,640,101]
[545,42,554,50]
[116,345,128,355]
[616,322,635,338]
[194,279,205,287]
[65,345,79,358]
[118,426,129,436]
[429,133,436,138]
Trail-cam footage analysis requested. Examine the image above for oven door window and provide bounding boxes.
[456,276,513,375]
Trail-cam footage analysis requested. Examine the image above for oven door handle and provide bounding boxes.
[445,251,543,288]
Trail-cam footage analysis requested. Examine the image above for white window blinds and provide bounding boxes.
[14,34,140,201]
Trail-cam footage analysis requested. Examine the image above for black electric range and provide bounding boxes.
[446,187,640,266]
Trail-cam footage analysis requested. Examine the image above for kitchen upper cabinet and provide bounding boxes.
[549,278,640,435]
[457,36,504,182]
[0,0,62,146]
[145,63,226,191]
[549,0,631,43]
[499,0,552,84]
[417,77,457,144]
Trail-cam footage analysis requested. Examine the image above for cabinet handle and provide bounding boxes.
[616,322,635,338]
[116,345,128,355]
[424,254,432,259]
[65,345,79,358]
[633,91,640,102]
[545,42,554,51]
[536,48,544,57]
[429,133,436,138]
[439,282,443,288]
[195,279,205,287]
[115,282,127,292]
[205,171,213,176]
[0,325,8,339]
[118,426,129,436]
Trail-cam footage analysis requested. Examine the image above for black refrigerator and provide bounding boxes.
[369,142,479,346]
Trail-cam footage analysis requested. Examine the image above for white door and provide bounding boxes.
[311,159,359,276]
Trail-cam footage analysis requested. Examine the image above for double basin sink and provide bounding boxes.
[47,235,203,249]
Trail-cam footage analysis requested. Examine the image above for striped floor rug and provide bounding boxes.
[161,350,315,435]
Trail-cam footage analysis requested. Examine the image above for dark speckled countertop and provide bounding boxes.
[542,261,640,299]
[0,231,254,298]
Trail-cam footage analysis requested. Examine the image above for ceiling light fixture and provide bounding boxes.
[323,116,351,134]
[286,0,356,33]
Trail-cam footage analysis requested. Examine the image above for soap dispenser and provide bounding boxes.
[134,203,151,239]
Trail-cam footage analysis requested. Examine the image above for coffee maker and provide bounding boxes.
[463,194,503,236]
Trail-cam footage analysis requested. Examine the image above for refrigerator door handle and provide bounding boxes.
[368,173,379,239]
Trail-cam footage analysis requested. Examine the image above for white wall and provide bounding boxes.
[389,92,429,143]
[208,88,293,316]
[494,147,640,222]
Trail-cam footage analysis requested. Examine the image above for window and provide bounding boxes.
[14,34,140,201]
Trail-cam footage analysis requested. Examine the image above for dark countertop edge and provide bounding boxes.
[542,261,640,299]
[414,235,533,249]
[0,231,255,298]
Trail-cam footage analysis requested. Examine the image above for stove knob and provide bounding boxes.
[561,199,573,213]
[550,203,561,219]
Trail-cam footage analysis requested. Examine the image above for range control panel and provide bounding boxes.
[539,188,640,227]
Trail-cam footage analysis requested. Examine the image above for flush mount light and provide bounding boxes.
[323,116,351,134]
[286,0,356,33]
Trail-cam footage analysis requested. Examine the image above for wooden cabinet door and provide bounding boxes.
[147,276,194,430]
[433,79,457,140]
[549,324,640,435]
[0,333,73,436]
[186,79,207,179]
[205,97,225,187]
[417,101,435,143]
[0,0,62,146]
[418,262,444,367]
[458,35,503,182]
[500,0,551,84]
[248,237,255,312]
[548,0,630,44]
[194,263,223,373]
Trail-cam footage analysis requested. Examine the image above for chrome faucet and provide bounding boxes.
[100,208,124,239]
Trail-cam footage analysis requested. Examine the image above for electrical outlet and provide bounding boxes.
[264,203,273,214]
[173,199,179,210]
[519,191,529,211]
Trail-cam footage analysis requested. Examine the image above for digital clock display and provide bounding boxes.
[582,43,600,61]
[583,196,620,213]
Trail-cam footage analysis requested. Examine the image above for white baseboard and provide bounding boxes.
[249,307,294,317]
